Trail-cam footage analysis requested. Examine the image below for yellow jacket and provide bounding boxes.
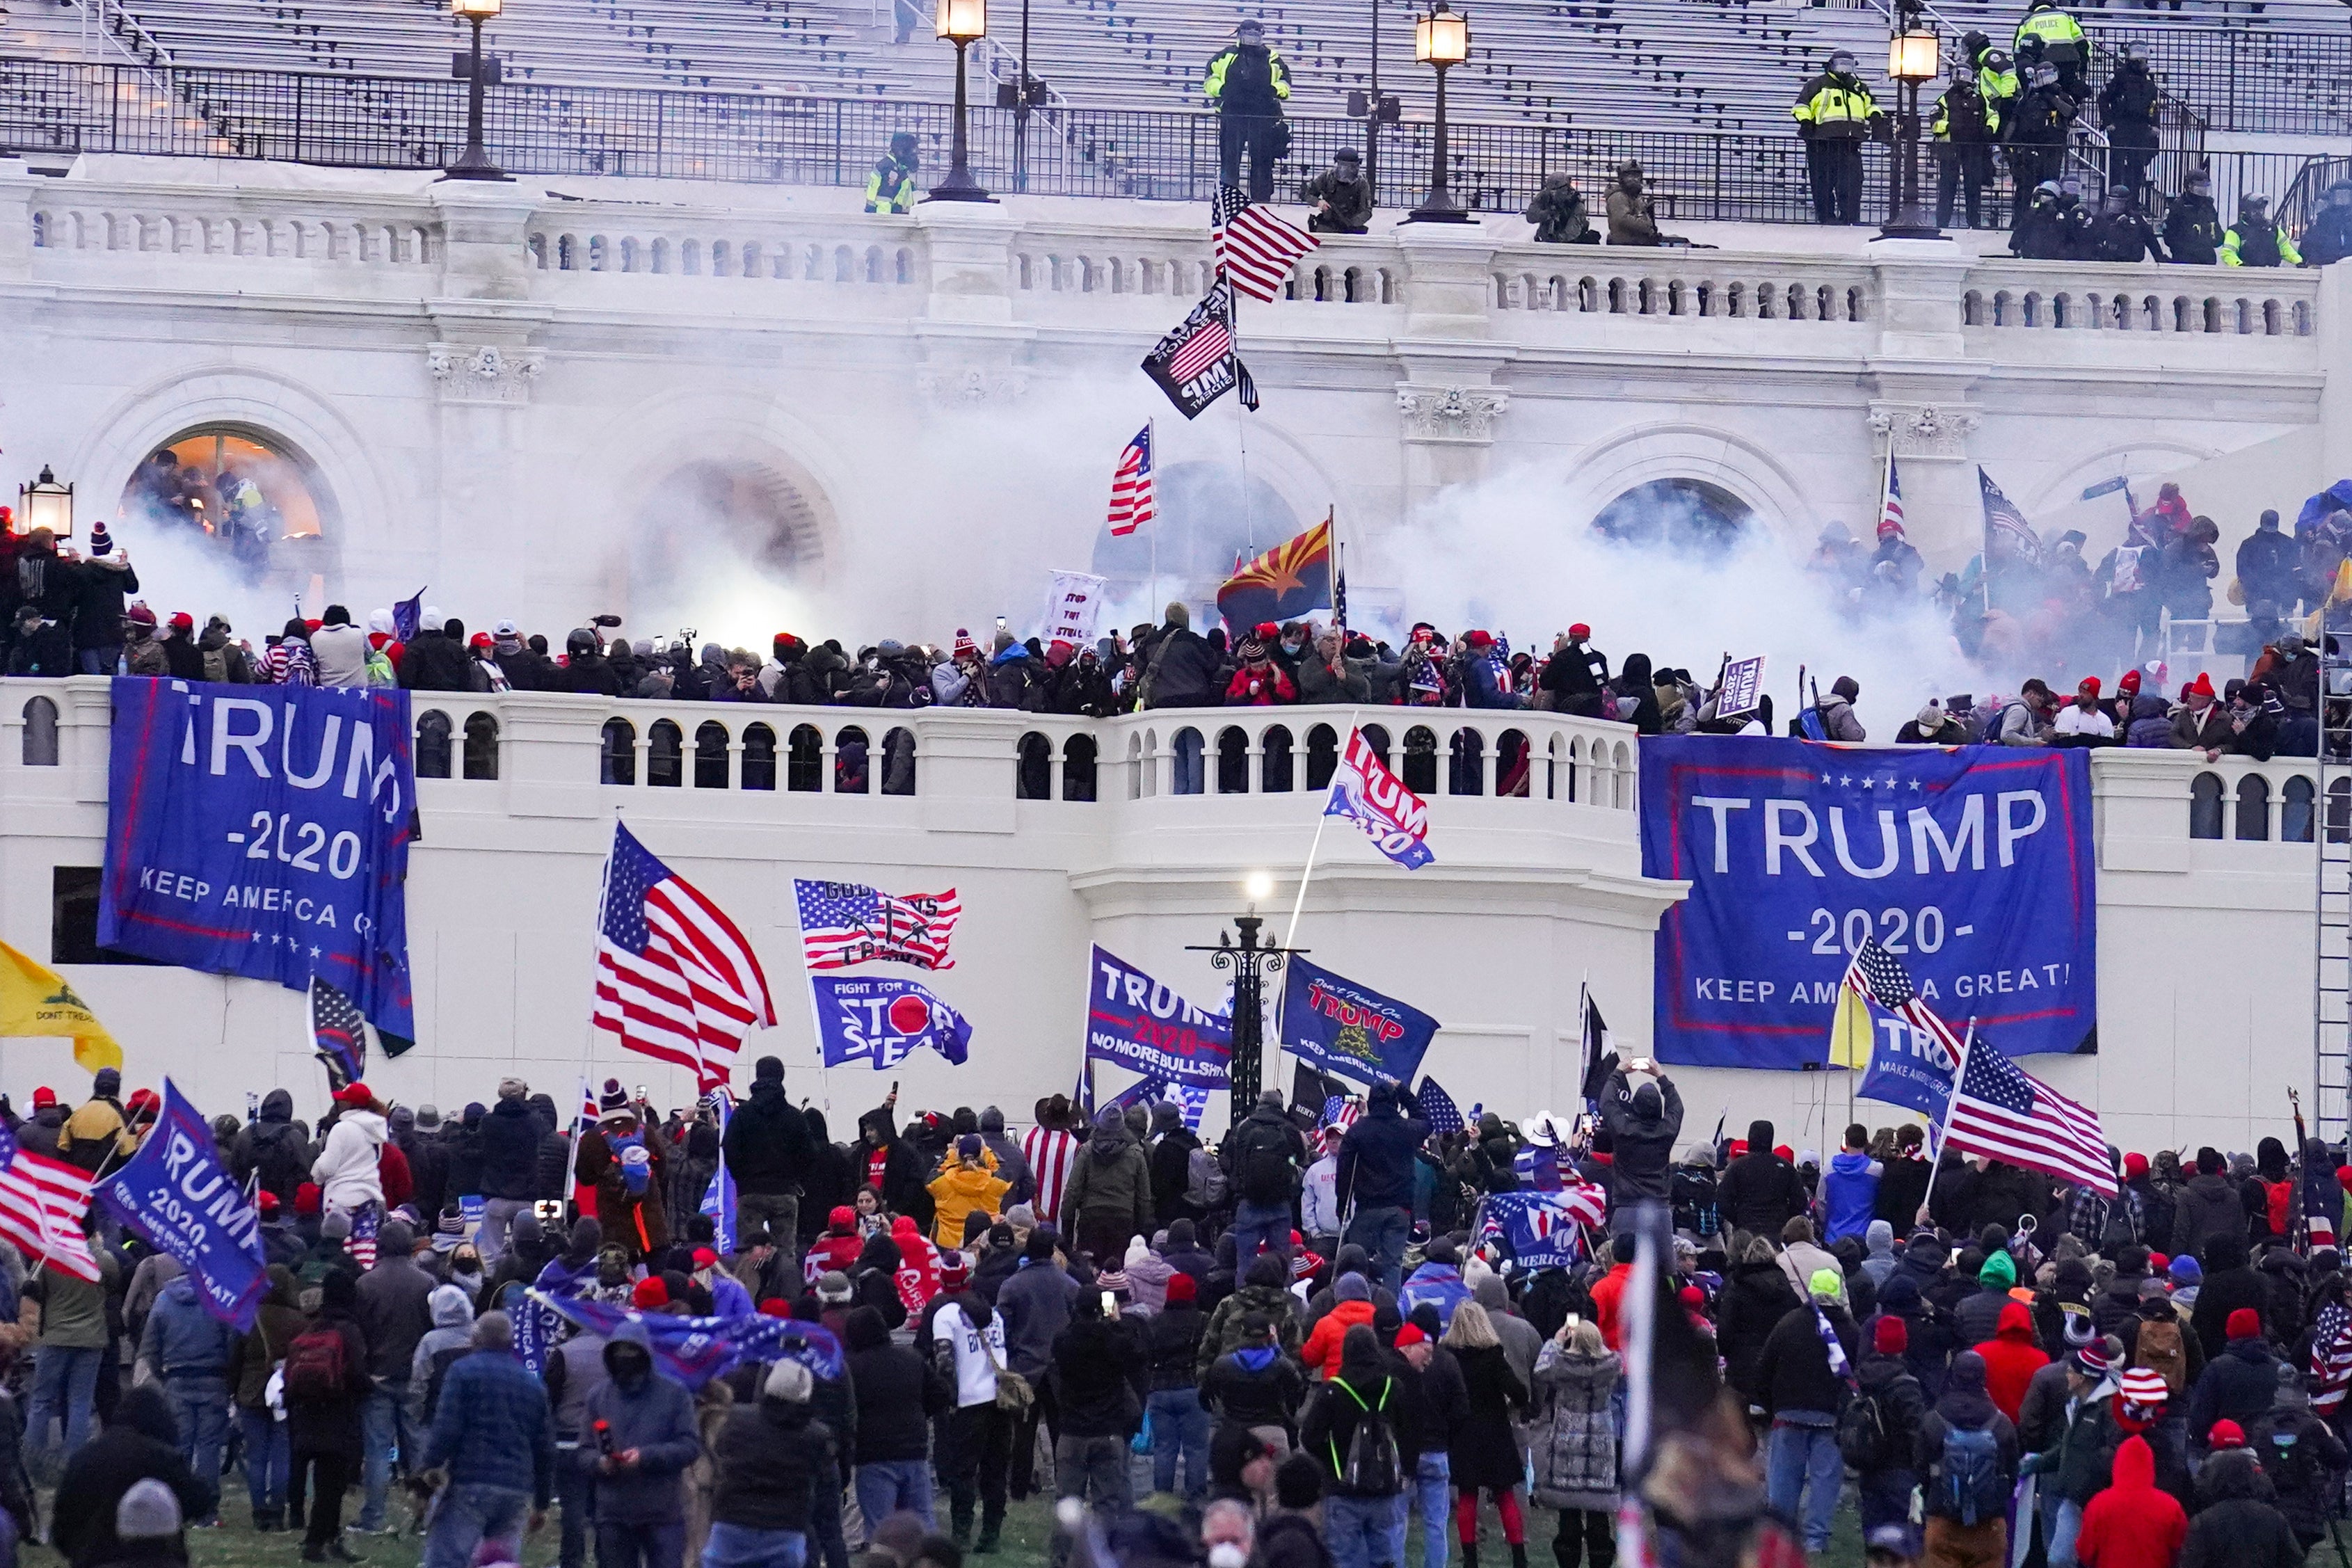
[927,1152,1010,1247]
[58,1097,130,1172]
[1793,72,1878,138]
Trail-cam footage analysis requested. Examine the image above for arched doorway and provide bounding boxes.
[626,458,828,643]
[1089,461,1301,625]
[1591,478,1754,552]
[115,426,337,587]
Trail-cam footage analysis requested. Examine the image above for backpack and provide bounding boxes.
[1330,1377,1403,1495]
[365,646,396,687]
[2135,1317,2187,1395]
[1836,1383,1891,1469]
[1185,1145,1229,1211]
[283,1324,349,1404]
[1938,1423,2005,1527]
[1235,1124,1297,1207]
[2266,1178,2295,1240]
[200,645,230,684]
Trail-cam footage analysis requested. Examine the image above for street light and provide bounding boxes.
[16,465,72,538]
[1404,0,1473,223]
[927,0,996,203]
[1190,909,1304,1129]
[443,0,509,182]
[1878,0,1942,239]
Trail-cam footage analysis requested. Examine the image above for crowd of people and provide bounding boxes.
[7,1053,2352,1568]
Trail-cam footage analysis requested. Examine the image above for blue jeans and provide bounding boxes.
[163,1373,231,1515]
[1172,729,1203,794]
[1766,1419,1841,1554]
[1327,1493,1409,1568]
[703,1522,808,1568]
[1411,1451,1451,1568]
[854,1459,935,1531]
[358,1380,415,1530]
[26,1343,102,1472]
[1859,1467,1914,1535]
[1146,1389,1210,1499]
[78,645,120,676]
[1345,1206,1413,1295]
[2048,1497,2083,1568]
[1232,1201,1293,1267]
[422,1482,534,1568]
[239,1407,290,1522]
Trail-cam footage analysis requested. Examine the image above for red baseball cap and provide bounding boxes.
[1568,623,1591,638]
[29,1087,54,1110]
[335,1081,375,1106]
[691,1247,719,1269]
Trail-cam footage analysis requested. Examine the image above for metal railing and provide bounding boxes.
[2088,24,2352,136]
[0,56,2328,229]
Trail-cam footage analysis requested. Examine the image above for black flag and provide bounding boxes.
[1141,280,1242,419]
[1578,991,1617,1104]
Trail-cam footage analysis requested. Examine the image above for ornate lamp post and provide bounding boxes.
[1191,874,1306,1128]
[1880,0,1943,239]
[15,466,73,538]
[928,0,995,203]
[1404,0,1472,223]
[444,0,509,182]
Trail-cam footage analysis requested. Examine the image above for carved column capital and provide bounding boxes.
[1867,401,1980,461]
[428,341,544,405]
[1396,383,1507,445]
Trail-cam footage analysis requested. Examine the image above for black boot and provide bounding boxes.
[1511,1544,1528,1568]
[1462,1542,1480,1568]
[975,1514,1004,1555]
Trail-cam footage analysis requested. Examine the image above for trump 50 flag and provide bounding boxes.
[1325,727,1434,870]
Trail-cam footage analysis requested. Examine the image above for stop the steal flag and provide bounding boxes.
[812,975,971,1068]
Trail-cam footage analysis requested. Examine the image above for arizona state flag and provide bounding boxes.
[0,939,123,1073]
[1217,513,1333,627]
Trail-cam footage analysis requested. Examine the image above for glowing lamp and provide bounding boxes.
[936,0,986,44]
[1415,1,1468,66]
[18,465,72,538]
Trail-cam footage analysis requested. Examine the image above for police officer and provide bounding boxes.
[2222,194,2304,268]
[2010,179,2068,259]
[2161,168,2223,264]
[2301,179,2352,267]
[1930,58,1998,230]
[2088,187,2166,262]
[1300,147,1371,234]
[1204,19,1290,202]
[1792,49,1881,225]
[863,131,919,214]
[2098,41,2161,200]
[1523,173,1598,243]
[2013,0,2086,96]
[2003,62,2077,225]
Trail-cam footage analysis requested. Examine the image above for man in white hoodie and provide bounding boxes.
[312,1081,388,1218]
[1300,1128,1343,1258]
[309,605,371,690]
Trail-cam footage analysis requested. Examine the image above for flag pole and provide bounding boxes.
[1914,1016,1976,1227]
[1147,417,1160,621]
[1281,705,1362,952]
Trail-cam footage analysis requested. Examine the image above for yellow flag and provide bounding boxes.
[1827,973,1873,1070]
[2304,559,2352,638]
[0,939,124,1073]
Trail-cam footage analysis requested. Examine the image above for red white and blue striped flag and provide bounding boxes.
[1878,456,1905,538]
[1106,424,1155,537]
[1945,1037,2115,1196]
[594,822,778,1092]
[0,1124,101,1281]
[1210,184,1319,303]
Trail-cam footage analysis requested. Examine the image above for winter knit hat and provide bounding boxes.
[1980,1251,2017,1287]
[2169,1255,2202,1285]
[632,1277,669,1310]
[817,1270,854,1304]
[1166,1272,1197,1304]
[1336,1272,1371,1303]
[1874,1316,1908,1354]
[2120,1365,2169,1406]
[2227,1307,2262,1341]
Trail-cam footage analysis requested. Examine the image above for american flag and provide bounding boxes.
[593,822,778,1093]
[1106,424,1155,537]
[346,1201,380,1271]
[309,974,367,1092]
[2310,1301,2352,1415]
[0,1125,100,1282]
[1415,1077,1466,1139]
[792,879,961,972]
[1946,1037,2116,1196]
[1167,298,1235,384]
[1022,1123,1080,1227]
[1878,456,1905,536]
[1210,184,1319,303]
[1844,938,1965,1056]
[1979,465,2043,566]
[1320,1095,1361,1132]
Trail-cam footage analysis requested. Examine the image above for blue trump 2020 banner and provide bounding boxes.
[1640,736,2095,1069]
[97,1078,266,1331]
[99,678,417,1039]
[813,977,972,1068]
[1085,945,1233,1090]
[1279,957,1439,1089]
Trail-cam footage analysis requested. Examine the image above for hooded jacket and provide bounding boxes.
[232,1089,310,1207]
[311,1107,387,1213]
[1821,1150,1882,1244]
[710,1379,835,1534]
[1755,1297,1859,1418]
[1597,1071,1681,1204]
[408,1283,479,1423]
[976,1107,1034,1206]
[1914,1351,2018,1519]
[926,1148,1011,1249]
[1716,1122,1808,1236]
[138,1274,237,1380]
[1530,1344,1622,1510]
[995,1253,1080,1380]
[576,1321,701,1522]
[2179,1449,2303,1568]
[478,1094,545,1202]
[1718,1258,1801,1402]
[51,1386,216,1568]
[846,1306,947,1463]
[2073,1434,2187,1568]
[1972,1300,2049,1423]
[723,1075,813,1197]
[1335,1085,1427,1212]
[1859,1221,1900,1289]
[1062,1106,1153,1238]
[2188,1329,2279,1441]
[854,1109,932,1229]
[2172,1169,2245,1261]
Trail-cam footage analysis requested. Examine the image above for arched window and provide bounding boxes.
[1261,725,1295,794]
[1016,733,1053,800]
[787,724,822,792]
[1064,735,1098,801]
[2189,771,2223,840]
[2285,774,2316,842]
[1497,729,1530,798]
[1360,723,1391,772]
[1448,727,1485,797]
[1402,726,1439,795]
[1216,727,1250,794]
[1171,727,1204,796]
[19,696,58,766]
[415,710,452,780]
[648,719,684,788]
[742,723,778,791]
[834,726,870,794]
[694,721,730,789]
[601,718,636,785]
[1306,724,1339,791]
[462,712,499,780]
[881,728,917,797]
[2234,774,2270,841]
